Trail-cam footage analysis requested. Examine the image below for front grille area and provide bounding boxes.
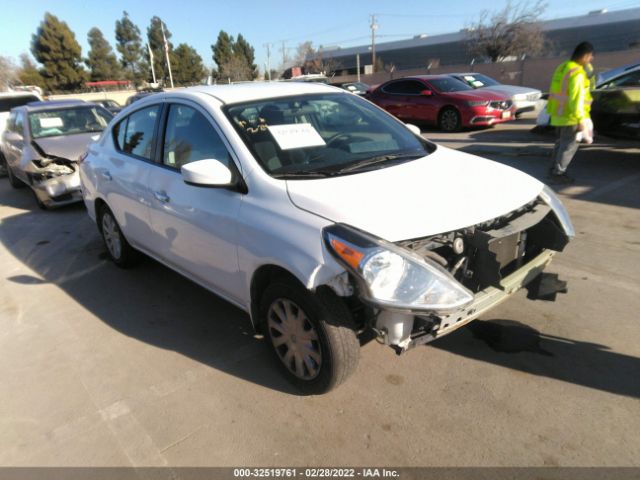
[489,100,513,110]
[397,201,570,293]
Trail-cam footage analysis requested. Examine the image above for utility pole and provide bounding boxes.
[281,41,287,69]
[356,53,360,82]
[370,14,378,72]
[264,43,272,80]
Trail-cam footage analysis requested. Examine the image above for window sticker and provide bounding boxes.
[472,80,484,87]
[39,117,63,128]
[268,123,326,150]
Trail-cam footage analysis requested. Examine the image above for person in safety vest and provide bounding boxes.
[547,41,594,184]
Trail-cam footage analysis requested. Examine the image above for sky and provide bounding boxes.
[1,0,638,73]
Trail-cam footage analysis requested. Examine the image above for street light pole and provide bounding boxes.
[370,14,378,71]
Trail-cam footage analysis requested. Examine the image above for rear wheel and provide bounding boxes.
[438,107,461,132]
[260,280,360,395]
[98,205,139,268]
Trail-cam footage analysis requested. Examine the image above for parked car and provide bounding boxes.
[536,63,640,138]
[367,75,515,132]
[286,74,330,84]
[126,89,163,106]
[80,82,573,394]
[0,91,43,176]
[331,81,370,96]
[448,73,542,116]
[93,99,122,115]
[2,100,112,208]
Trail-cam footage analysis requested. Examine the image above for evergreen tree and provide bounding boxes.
[234,34,258,80]
[173,43,205,86]
[211,30,258,82]
[147,16,174,84]
[115,11,146,84]
[86,27,121,81]
[211,30,234,76]
[30,13,87,91]
[17,54,45,88]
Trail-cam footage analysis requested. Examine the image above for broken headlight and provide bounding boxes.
[323,224,474,313]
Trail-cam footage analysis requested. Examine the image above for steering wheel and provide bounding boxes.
[324,132,355,149]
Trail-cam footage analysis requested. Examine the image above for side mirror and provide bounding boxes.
[181,159,233,187]
[3,131,23,142]
[420,89,433,96]
[405,123,422,136]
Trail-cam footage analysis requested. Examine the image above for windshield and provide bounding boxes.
[428,78,474,93]
[224,93,434,178]
[458,74,501,88]
[28,106,112,139]
[0,95,40,112]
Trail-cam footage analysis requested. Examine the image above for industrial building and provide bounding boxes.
[315,7,640,74]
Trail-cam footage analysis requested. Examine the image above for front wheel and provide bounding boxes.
[438,107,462,132]
[260,280,360,395]
[6,164,25,189]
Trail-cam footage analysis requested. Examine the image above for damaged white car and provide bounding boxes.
[2,100,112,208]
[79,83,574,394]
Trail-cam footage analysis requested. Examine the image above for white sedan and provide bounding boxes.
[80,82,574,394]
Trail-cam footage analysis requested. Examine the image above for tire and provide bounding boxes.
[6,164,25,189]
[260,280,360,395]
[438,107,462,132]
[98,205,139,268]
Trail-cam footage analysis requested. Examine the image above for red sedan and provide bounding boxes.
[367,75,515,132]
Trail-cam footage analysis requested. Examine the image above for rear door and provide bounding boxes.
[376,80,433,122]
[3,111,27,181]
[145,100,244,303]
[99,104,160,249]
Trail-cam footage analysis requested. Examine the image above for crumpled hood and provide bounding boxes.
[286,145,544,242]
[33,132,100,161]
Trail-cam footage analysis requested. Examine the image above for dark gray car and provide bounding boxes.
[2,100,112,209]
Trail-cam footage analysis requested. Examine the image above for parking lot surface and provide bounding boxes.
[0,114,638,467]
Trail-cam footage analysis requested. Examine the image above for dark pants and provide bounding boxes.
[550,125,579,175]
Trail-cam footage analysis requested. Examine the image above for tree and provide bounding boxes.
[16,54,45,87]
[292,41,315,67]
[173,43,205,85]
[147,16,174,84]
[86,27,121,81]
[466,0,547,62]
[211,30,234,75]
[234,34,258,80]
[30,13,87,91]
[115,11,146,84]
[211,30,258,82]
[0,56,17,91]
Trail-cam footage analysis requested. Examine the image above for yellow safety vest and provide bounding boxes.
[547,60,592,126]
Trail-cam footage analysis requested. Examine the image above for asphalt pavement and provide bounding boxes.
[0,114,638,468]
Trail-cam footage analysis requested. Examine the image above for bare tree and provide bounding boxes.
[466,0,547,63]
[0,56,17,91]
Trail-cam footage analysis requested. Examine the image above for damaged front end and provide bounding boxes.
[26,141,82,206]
[324,187,573,353]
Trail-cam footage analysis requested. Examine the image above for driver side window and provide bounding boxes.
[162,104,232,169]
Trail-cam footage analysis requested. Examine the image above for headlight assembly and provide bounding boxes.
[323,224,474,313]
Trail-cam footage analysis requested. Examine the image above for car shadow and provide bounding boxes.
[0,184,299,395]
[431,319,640,399]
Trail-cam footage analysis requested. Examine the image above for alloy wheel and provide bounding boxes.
[101,213,122,260]
[440,109,460,131]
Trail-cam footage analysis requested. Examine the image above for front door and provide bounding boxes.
[146,101,244,303]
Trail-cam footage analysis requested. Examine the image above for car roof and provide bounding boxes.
[394,75,452,81]
[0,91,42,98]
[20,99,88,112]
[183,81,342,104]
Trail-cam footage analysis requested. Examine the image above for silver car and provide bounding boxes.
[449,73,542,116]
[2,100,112,208]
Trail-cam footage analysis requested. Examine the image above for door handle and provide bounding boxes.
[100,171,112,181]
[153,190,170,203]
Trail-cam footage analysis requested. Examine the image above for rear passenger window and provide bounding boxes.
[113,105,160,160]
[162,104,231,169]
